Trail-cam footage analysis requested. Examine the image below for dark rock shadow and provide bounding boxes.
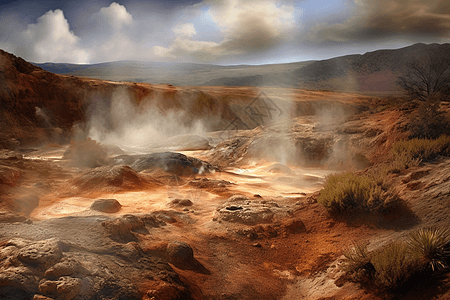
[171,257,211,275]
[332,200,420,231]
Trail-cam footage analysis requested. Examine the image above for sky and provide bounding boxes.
[0,0,449,65]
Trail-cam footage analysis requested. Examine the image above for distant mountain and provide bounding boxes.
[33,43,450,94]
[34,60,314,87]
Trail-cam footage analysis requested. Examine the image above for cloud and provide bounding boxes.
[98,2,133,30]
[208,0,296,51]
[87,2,139,62]
[153,0,299,62]
[173,23,197,38]
[16,9,89,63]
[309,0,450,43]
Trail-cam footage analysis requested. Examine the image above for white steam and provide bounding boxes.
[86,89,206,151]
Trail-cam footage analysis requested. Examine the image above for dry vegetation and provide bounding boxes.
[343,226,450,292]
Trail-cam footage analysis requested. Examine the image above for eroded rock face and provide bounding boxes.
[213,195,293,225]
[102,214,146,241]
[17,238,64,269]
[0,217,190,300]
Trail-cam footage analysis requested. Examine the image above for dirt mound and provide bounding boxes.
[71,165,161,193]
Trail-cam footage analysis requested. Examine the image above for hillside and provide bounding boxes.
[34,43,450,94]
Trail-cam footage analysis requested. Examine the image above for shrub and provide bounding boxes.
[317,172,386,213]
[342,227,450,293]
[342,241,374,282]
[392,135,450,165]
[408,95,450,139]
[408,227,450,272]
[370,241,421,291]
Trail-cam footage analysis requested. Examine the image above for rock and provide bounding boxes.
[281,218,306,234]
[226,195,249,202]
[143,281,189,300]
[32,295,54,300]
[167,199,193,207]
[139,214,166,227]
[0,268,38,293]
[90,199,122,213]
[166,241,194,267]
[44,258,84,278]
[0,217,187,300]
[130,152,214,175]
[252,243,262,248]
[18,239,64,269]
[102,215,146,239]
[0,165,21,187]
[39,277,81,300]
[214,196,291,225]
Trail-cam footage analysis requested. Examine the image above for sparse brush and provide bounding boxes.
[340,228,450,293]
[392,136,450,165]
[317,172,386,213]
[342,241,374,282]
[371,241,421,291]
[408,227,450,272]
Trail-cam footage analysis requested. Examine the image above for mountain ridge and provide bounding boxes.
[25,42,450,93]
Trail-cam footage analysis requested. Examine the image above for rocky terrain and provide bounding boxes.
[1,49,450,300]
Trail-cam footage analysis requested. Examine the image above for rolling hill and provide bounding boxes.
[33,43,450,94]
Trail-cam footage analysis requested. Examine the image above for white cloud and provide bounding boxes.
[154,0,299,62]
[98,2,133,30]
[173,23,197,38]
[86,3,139,62]
[18,9,89,63]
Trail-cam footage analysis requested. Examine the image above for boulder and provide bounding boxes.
[213,195,292,225]
[130,152,214,175]
[166,241,194,267]
[90,199,122,213]
[18,238,64,269]
[167,199,193,207]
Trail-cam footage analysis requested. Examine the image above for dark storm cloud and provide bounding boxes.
[310,0,450,43]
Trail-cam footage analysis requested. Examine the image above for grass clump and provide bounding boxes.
[343,241,419,292]
[408,227,450,272]
[317,172,388,213]
[392,135,450,166]
[342,227,450,293]
[371,241,421,291]
[342,241,374,282]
